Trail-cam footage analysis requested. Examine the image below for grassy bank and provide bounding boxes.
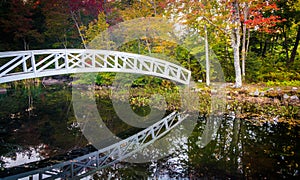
[92,82,300,125]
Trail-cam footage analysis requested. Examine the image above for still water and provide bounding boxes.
[0,84,299,179]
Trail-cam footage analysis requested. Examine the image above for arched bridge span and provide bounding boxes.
[0,49,191,84]
[0,49,191,179]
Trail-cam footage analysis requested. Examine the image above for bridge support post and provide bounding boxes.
[22,55,28,73]
[114,55,119,68]
[65,50,69,69]
[92,53,96,67]
[30,52,36,75]
[55,54,59,69]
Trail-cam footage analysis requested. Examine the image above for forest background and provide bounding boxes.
[0,0,299,87]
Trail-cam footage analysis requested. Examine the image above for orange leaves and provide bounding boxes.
[32,0,41,9]
[244,1,285,34]
[165,0,285,35]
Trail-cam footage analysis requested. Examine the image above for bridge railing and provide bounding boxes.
[2,111,188,180]
[0,49,191,84]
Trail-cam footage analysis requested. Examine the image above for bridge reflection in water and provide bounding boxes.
[0,49,192,179]
[2,112,188,180]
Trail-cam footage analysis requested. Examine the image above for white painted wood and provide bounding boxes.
[0,49,191,85]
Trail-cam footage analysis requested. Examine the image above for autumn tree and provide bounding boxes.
[165,0,284,87]
[240,0,284,77]
[165,0,243,87]
[68,0,104,48]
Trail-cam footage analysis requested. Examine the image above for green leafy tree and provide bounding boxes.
[276,0,300,65]
[83,12,109,45]
[41,0,79,48]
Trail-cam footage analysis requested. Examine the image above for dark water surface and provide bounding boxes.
[0,84,299,179]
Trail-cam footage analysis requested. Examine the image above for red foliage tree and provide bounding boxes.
[244,1,286,34]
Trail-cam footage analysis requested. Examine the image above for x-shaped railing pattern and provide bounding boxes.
[0,49,191,84]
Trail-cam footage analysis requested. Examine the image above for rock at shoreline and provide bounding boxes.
[42,77,66,85]
[292,87,298,91]
[283,94,289,99]
[0,88,7,94]
[253,89,259,97]
[290,95,299,101]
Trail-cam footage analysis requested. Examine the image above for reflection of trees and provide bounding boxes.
[0,145,46,168]
[0,84,88,166]
[92,164,150,179]
[0,84,38,118]
[1,84,299,177]
[186,116,300,178]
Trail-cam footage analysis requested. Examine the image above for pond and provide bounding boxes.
[0,83,299,179]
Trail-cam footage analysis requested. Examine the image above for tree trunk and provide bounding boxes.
[138,39,141,54]
[204,24,210,86]
[231,29,242,88]
[259,33,263,55]
[23,38,29,50]
[241,3,248,78]
[23,39,27,50]
[246,30,250,57]
[145,38,151,54]
[231,1,242,88]
[283,27,289,64]
[241,28,246,78]
[230,117,241,171]
[270,36,275,53]
[71,11,87,49]
[262,37,268,57]
[151,0,157,16]
[289,26,300,64]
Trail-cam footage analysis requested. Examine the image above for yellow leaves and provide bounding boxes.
[152,40,177,54]
[83,12,109,43]
[119,0,158,21]
[79,25,87,32]
[153,46,164,53]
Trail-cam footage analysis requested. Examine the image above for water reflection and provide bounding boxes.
[85,116,299,179]
[0,84,299,179]
[0,84,88,169]
[185,116,300,179]
[1,145,45,168]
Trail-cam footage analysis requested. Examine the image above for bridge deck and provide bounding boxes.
[0,49,191,84]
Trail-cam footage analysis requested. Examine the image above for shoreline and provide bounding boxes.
[3,78,300,124]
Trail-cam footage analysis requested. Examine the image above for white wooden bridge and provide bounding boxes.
[0,49,191,179]
[0,49,191,85]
